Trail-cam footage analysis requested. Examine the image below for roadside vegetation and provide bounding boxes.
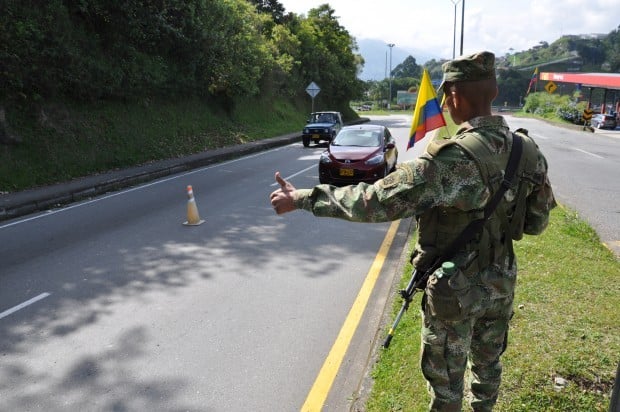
[0,1,363,192]
[0,96,311,192]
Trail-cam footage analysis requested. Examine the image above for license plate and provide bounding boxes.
[312,134,319,139]
[339,168,354,177]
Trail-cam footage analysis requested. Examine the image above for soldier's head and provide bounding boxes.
[440,51,498,124]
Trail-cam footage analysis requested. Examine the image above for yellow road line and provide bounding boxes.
[300,220,401,412]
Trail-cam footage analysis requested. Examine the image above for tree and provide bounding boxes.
[0,0,283,102]
[247,0,286,23]
[365,80,388,105]
[424,59,448,82]
[496,68,529,106]
[602,25,620,71]
[287,4,364,107]
[392,56,422,79]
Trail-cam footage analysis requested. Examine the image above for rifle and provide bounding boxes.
[382,267,431,349]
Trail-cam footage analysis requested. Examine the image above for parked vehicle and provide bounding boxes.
[591,113,617,129]
[302,111,343,147]
[318,124,398,185]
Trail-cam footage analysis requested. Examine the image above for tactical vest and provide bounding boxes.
[412,128,541,275]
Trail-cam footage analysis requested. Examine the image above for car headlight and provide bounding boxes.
[365,153,384,166]
[304,128,309,134]
[325,128,330,133]
[320,152,332,164]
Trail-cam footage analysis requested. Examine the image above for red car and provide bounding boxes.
[318,124,398,185]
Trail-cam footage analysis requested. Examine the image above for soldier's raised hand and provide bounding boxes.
[270,172,298,215]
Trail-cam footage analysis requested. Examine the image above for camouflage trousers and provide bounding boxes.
[420,292,514,412]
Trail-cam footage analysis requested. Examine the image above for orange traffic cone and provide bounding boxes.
[183,185,205,226]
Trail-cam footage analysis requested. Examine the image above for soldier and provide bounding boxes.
[270,51,556,411]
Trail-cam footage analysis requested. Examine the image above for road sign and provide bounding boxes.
[582,108,593,121]
[545,81,557,94]
[306,82,320,98]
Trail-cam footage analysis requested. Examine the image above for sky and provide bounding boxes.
[278,0,620,60]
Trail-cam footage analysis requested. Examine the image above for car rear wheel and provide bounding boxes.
[302,136,310,147]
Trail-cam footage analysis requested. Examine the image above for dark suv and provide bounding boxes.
[302,111,343,147]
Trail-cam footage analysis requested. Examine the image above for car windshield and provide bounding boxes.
[311,113,334,123]
[332,130,381,147]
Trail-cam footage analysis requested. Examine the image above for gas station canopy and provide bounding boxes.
[539,72,620,90]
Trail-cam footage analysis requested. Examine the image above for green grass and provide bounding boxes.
[0,97,309,192]
[366,206,619,411]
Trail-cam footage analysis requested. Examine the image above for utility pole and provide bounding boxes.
[459,0,465,55]
[384,51,388,108]
[450,0,461,59]
[385,51,387,79]
[387,43,395,110]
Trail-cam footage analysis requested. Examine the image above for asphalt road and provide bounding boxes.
[503,115,620,257]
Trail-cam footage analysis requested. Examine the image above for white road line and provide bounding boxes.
[573,148,604,159]
[270,165,317,186]
[0,292,51,320]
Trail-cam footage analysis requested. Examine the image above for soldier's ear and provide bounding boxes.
[450,89,462,109]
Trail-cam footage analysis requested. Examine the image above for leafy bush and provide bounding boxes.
[523,92,587,123]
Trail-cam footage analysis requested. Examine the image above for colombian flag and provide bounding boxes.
[407,69,446,150]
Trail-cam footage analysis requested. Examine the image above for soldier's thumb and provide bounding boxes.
[275,172,288,189]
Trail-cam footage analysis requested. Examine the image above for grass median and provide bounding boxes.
[366,205,619,411]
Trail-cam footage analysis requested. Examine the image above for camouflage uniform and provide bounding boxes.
[291,52,556,411]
